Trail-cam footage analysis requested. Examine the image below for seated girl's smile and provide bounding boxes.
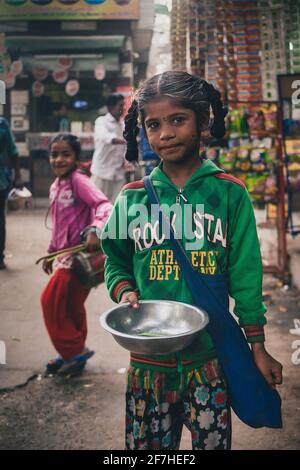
[49,141,77,179]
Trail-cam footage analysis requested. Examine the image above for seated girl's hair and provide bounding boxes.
[49,133,81,160]
[124,71,228,161]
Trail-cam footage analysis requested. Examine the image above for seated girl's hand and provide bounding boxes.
[120,291,140,309]
[85,232,101,253]
[42,259,53,275]
[252,343,283,389]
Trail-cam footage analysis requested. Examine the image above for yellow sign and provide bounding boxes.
[0,0,139,21]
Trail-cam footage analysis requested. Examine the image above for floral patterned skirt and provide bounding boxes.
[125,365,232,450]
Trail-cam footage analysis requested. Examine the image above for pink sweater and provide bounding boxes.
[48,170,112,253]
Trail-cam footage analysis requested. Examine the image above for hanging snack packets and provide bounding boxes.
[265,147,277,165]
[247,174,268,200]
[264,174,278,202]
[228,108,249,137]
[246,109,265,133]
[262,104,277,132]
[235,148,252,171]
[250,148,267,172]
[219,148,236,171]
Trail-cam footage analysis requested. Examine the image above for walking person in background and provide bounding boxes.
[91,93,127,203]
[0,116,22,270]
[41,133,112,376]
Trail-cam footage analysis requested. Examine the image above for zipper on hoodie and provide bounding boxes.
[175,188,188,236]
[175,188,189,308]
[176,188,188,205]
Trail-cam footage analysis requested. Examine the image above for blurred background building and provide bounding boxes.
[0,0,154,195]
[147,0,172,76]
[171,0,300,102]
[169,0,300,275]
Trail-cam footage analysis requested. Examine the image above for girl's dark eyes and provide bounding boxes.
[146,116,185,129]
[172,116,185,124]
[147,121,159,129]
[50,152,72,158]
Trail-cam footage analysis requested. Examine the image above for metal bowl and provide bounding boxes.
[100,300,209,355]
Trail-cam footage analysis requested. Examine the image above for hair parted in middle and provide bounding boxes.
[123,71,228,162]
[49,133,81,161]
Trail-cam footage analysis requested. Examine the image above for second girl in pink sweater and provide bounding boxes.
[41,133,112,376]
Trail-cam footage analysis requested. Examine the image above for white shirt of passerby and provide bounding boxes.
[91,112,126,181]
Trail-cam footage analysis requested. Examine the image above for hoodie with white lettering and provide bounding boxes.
[101,159,267,371]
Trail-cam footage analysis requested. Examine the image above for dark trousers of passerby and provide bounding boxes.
[0,189,6,262]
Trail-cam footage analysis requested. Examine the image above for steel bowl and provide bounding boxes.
[100,300,209,355]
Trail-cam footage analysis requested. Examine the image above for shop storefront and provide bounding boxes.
[0,0,153,195]
[171,0,300,276]
[5,34,127,132]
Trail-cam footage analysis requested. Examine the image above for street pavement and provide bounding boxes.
[0,202,129,389]
[1,203,300,450]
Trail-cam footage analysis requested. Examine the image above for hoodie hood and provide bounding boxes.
[150,158,224,190]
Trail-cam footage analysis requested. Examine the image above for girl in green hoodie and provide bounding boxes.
[101,71,283,450]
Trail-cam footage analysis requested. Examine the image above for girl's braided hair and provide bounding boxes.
[123,71,228,161]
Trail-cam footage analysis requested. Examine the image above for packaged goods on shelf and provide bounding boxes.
[203,104,281,204]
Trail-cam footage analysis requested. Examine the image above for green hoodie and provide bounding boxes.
[101,160,267,376]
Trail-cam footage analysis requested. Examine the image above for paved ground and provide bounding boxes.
[0,204,128,381]
[0,204,300,450]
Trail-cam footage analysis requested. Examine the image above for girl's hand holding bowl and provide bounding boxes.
[120,291,140,309]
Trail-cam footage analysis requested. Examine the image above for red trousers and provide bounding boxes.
[41,268,90,360]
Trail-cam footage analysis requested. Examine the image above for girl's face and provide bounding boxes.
[143,97,200,164]
[49,141,77,179]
